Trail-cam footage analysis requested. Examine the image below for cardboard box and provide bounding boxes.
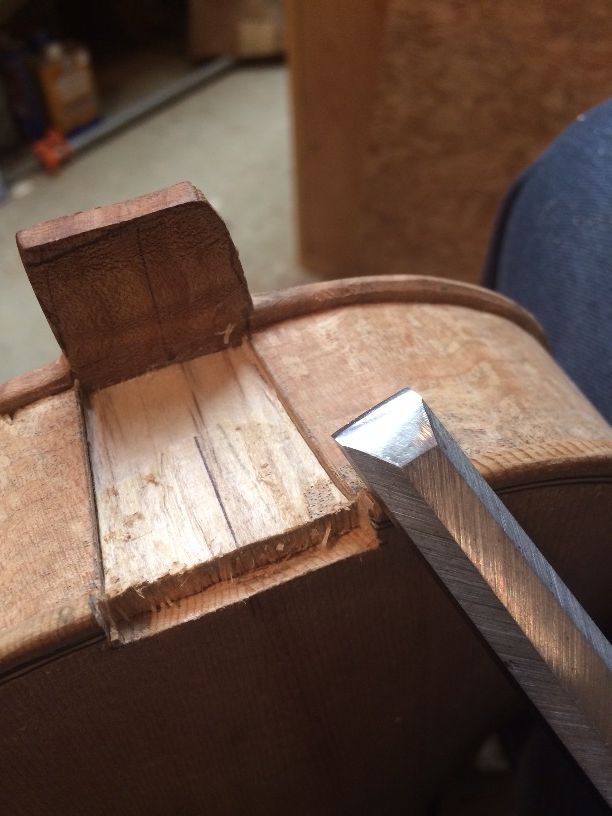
[189,0,285,59]
[38,42,98,135]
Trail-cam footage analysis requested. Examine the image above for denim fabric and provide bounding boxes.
[483,99,612,422]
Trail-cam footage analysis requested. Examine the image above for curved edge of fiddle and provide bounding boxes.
[251,274,548,347]
[0,355,73,416]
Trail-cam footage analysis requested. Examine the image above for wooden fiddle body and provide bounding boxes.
[1,183,610,814]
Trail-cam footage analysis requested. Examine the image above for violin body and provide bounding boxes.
[1,183,610,815]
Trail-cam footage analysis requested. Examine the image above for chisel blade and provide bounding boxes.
[334,388,612,805]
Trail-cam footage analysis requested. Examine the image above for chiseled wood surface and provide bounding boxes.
[252,301,612,495]
[17,182,252,390]
[87,342,355,625]
[0,389,99,670]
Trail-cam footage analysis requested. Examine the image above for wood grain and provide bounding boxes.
[2,470,611,815]
[87,342,355,623]
[0,355,72,416]
[0,389,100,671]
[252,302,612,497]
[1,281,612,812]
[17,182,253,389]
[0,526,514,816]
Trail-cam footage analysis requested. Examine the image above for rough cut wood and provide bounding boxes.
[0,388,99,670]
[0,355,72,416]
[87,342,355,624]
[17,182,252,390]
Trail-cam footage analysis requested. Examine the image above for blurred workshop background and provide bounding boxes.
[2,1,612,385]
[0,0,293,381]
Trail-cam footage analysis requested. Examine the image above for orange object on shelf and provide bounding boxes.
[32,129,73,171]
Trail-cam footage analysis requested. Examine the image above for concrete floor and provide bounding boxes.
[0,62,310,382]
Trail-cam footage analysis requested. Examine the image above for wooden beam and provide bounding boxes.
[286,0,390,277]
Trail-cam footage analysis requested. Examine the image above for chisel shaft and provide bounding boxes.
[334,388,612,805]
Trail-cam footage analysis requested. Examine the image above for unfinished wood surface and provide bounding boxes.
[87,342,355,623]
[2,470,611,815]
[0,389,100,671]
[17,182,252,390]
[252,274,547,345]
[0,355,72,416]
[0,526,505,816]
[252,302,612,495]
[2,284,612,812]
[289,1,612,282]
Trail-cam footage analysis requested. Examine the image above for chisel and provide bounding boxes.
[334,388,612,805]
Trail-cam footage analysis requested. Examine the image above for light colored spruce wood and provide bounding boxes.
[0,388,100,670]
[117,524,377,644]
[17,182,253,390]
[87,342,356,624]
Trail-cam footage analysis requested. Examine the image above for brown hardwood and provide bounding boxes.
[17,182,252,389]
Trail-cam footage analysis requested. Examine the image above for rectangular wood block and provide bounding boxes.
[17,182,252,389]
[87,343,356,623]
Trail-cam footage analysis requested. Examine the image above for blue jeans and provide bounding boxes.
[483,99,612,422]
